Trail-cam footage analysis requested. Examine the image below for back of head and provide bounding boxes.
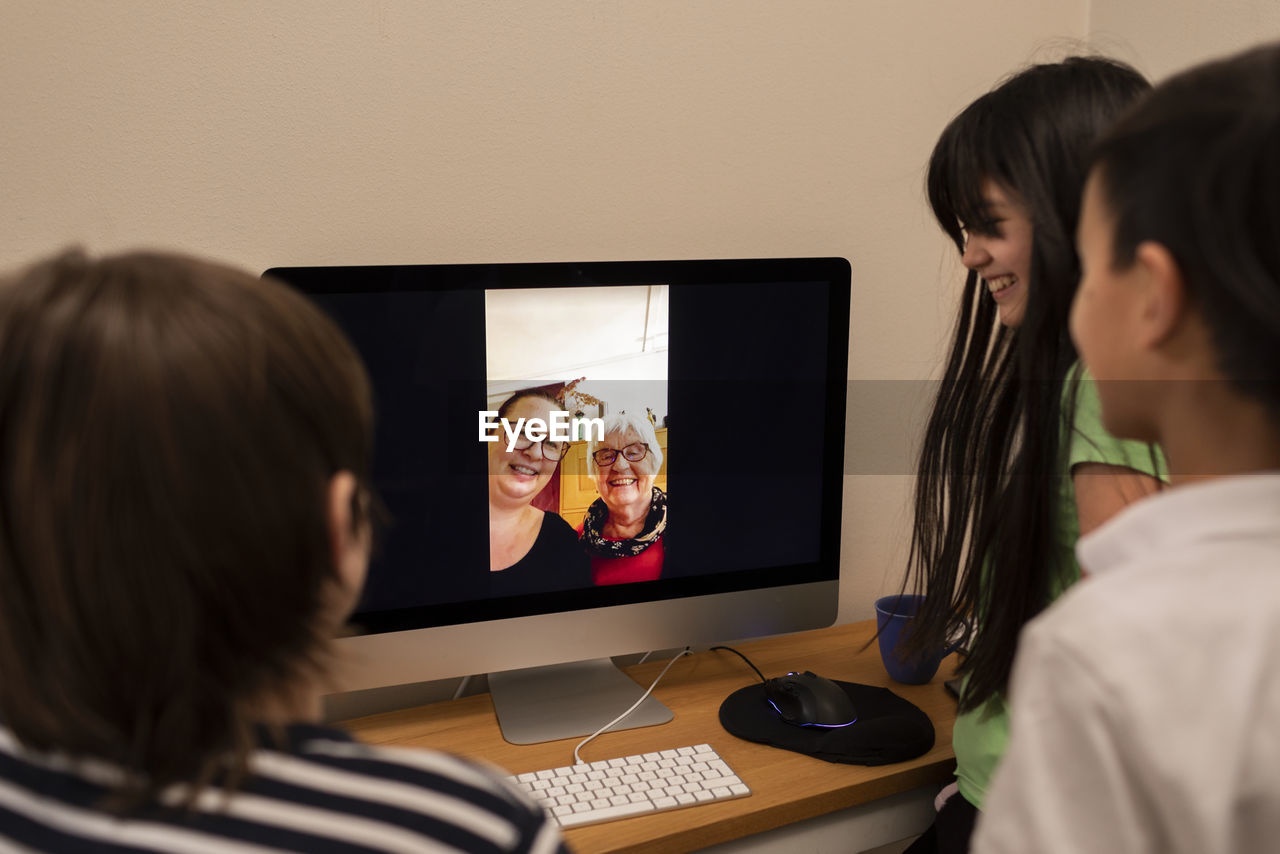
[1090,43,1280,419]
[0,249,374,794]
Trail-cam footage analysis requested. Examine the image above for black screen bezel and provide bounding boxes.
[264,257,851,636]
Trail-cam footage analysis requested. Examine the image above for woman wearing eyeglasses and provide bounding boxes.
[582,411,667,585]
[488,388,592,596]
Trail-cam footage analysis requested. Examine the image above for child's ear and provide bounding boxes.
[326,471,369,599]
[1133,240,1188,349]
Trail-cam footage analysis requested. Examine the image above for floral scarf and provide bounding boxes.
[580,486,668,558]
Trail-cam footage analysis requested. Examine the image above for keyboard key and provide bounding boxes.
[700,775,736,789]
[558,800,655,827]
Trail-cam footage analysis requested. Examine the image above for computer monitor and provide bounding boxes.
[265,258,850,743]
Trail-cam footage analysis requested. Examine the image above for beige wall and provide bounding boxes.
[2,1,1276,634]
[1091,0,1280,80]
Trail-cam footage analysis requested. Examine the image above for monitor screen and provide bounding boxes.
[266,258,849,739]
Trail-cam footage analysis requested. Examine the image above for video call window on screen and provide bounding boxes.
[484,285,670,597]
[264,259,848,642]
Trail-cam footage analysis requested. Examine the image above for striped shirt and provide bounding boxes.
[0,723,568,854]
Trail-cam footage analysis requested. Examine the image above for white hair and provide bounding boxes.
[586,410,663,475]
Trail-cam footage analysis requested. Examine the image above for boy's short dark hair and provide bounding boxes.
[0,249,374,799]
[1091,42,1280,418]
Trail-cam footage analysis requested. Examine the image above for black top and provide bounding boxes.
[489,511,592,597]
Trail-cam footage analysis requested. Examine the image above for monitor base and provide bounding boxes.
[489,657,674,745]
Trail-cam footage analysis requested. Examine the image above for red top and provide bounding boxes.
[576,529,665,585]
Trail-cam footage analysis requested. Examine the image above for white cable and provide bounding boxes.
[572,647,692,765]
[452,674,472,701]
[636,650,654,665]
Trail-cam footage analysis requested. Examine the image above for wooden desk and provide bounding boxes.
[342,620,959,853]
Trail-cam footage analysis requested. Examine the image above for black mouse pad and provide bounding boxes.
[718,680,934,765]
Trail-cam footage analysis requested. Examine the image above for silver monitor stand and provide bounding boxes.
[488,658,674,745]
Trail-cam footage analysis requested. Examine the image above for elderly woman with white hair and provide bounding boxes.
[580,410,667,585]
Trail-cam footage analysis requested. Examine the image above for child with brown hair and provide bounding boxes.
[0,249,566,853]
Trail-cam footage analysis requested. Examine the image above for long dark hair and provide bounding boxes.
[903,57,1151,712]
[1092,43,1280,421]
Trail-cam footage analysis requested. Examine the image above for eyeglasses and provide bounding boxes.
[510,437,570,461]
[592,443,650,467]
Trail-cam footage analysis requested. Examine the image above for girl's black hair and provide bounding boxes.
[1091,43,1280,421]
[903,56,1151,712]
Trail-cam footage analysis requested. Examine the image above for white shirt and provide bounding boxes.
[972,474,1280,854]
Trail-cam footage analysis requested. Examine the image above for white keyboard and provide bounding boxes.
[509,743,751,828]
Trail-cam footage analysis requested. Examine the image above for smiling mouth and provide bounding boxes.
[986,274,1018,295]
[509,464,539,477]
[609,477,638,487]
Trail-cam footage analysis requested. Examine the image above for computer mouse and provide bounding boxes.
[763,670,857,728]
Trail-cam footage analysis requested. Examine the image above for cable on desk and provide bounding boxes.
[572,647,692,766]
[710,645,766,683]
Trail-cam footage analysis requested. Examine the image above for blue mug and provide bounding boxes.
[875,594,960,685]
